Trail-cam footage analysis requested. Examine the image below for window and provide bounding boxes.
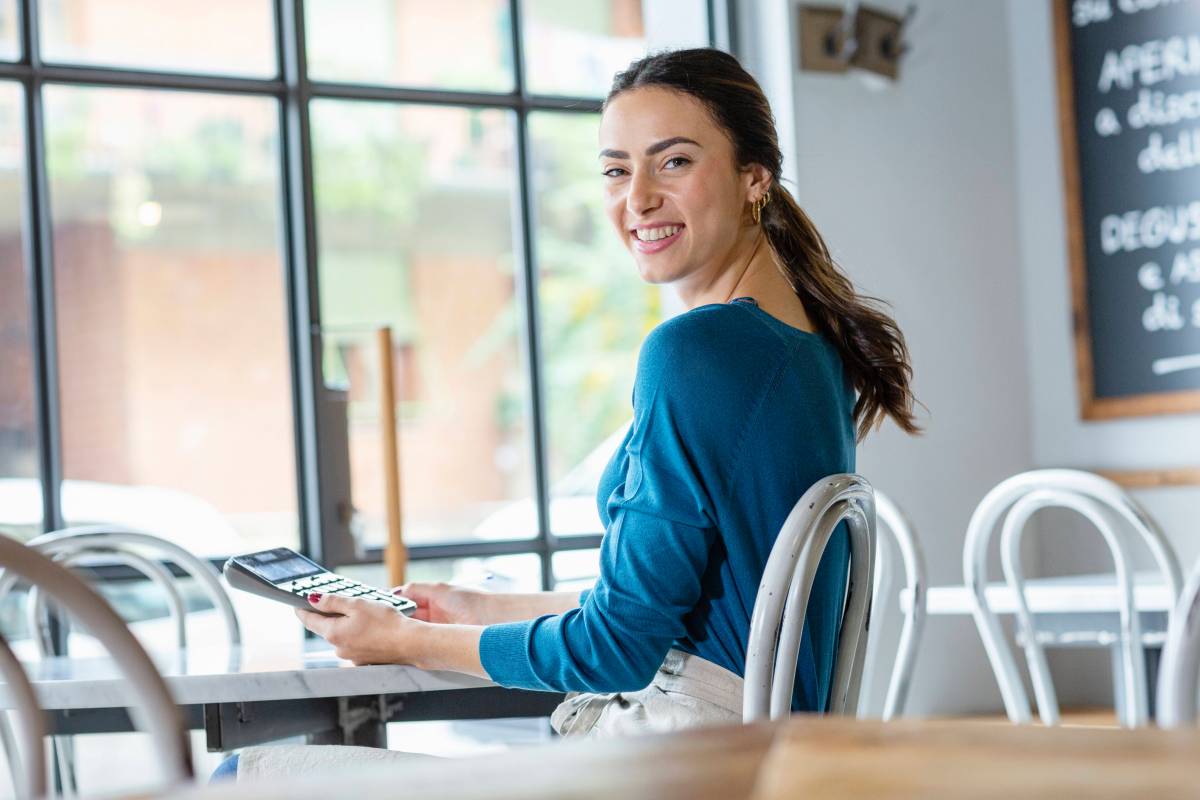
[10,0,721,589]
[310,100,534,547]
[0,1,16,61]
[45,87,298,556]
[40,0,276,77]
[0,81,35,540]
[305,0,514,91]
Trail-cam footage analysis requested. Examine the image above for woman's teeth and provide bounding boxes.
[635,225,681,241]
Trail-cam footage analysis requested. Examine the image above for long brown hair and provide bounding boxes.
[607,48,919,440]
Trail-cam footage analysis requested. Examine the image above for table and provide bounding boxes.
[171,717,1200,799]
[0,638,561,750]
[899,571,1173,715]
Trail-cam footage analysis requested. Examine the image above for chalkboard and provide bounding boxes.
[1055,0,1200,418]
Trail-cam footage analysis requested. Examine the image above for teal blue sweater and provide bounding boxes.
[479,298,855,712]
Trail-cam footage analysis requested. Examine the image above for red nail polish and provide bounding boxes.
[308,593,322,603]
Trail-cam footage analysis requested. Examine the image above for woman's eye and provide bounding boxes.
[664,156,691,169]
[602,166,627,178]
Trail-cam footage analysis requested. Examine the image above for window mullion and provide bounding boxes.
[509,0,555,590]
[20,0,64,534]
[277,0,327,563]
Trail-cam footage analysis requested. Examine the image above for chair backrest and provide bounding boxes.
[1156,554,1200,728]
[962,469,1182,728]
[0,631,46,799]
[26,526,241,649]
[0,533,193,786]
[743,474,875,723]
[870,491,926,721]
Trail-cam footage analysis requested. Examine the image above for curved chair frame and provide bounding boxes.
[25,526,241,649]
[744,474,875,722]
[29,546,189,654]
[1156,555,1200,728]
[873,492,926,721]
[963,469,1181,726]
[0,632,46,799]
[999,489,1145,727]
[0,533,193,784]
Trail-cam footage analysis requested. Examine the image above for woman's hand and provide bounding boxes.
[295,593,422,666]
[392,581,489,625]
[296,592,487,678]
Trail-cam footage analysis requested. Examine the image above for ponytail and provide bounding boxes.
[762,188,919,440]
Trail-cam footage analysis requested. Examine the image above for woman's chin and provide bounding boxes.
[634,260,678,285]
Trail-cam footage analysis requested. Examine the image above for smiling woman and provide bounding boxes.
[220,47,918,784]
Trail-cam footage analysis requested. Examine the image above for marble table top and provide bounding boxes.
[0,637,492,710]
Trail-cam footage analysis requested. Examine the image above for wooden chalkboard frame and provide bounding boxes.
[1052,0,1200,420]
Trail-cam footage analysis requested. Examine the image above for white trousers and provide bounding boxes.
[237,649,743,782]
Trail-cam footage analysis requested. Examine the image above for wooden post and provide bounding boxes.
[378,327,407,587]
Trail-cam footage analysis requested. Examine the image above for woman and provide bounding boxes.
[217,47,917,781]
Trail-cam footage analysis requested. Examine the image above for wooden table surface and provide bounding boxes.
[176,716,1200,800]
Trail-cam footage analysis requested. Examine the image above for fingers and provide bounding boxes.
[308,592,353,616]
[295,607,333,638]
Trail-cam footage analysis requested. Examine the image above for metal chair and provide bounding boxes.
[0,533,193,795]
[22,526,242,657]
[2,526,241,793]
[963,469,1182,728]
[1155,553,1200,728]
[743,474,875,722]
[0,631,46,799]
[861,491,926,721]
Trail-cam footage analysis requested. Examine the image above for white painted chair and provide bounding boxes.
[21,526,242,656]
[963,469,1182,728]
[860,491,926,720]
[0,533,193,796]
[0,631,46,800]
[3,526,241,793]
[1155,553,1200,728]
[743,474,875,722]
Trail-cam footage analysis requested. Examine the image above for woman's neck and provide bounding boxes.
[676,232,816,333]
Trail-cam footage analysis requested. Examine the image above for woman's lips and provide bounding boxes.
[631,226,684,254]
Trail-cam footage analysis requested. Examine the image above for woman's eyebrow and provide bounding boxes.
[598,136,702,159]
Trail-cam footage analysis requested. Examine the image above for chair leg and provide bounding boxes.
[1110,643,1127,725]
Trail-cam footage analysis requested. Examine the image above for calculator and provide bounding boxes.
[223,547,417,618]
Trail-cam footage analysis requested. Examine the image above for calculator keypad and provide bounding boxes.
[281,572,413,610]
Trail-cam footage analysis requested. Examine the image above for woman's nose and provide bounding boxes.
[625,171,662,216]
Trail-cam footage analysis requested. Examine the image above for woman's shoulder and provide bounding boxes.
[638,301,825,377]
[633,302,829,418]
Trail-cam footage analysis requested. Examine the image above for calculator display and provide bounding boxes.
[238,548,323,584]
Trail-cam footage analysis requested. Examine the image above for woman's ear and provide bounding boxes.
[742,162,773,203]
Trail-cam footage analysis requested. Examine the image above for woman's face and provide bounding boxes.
[598,86,759,289]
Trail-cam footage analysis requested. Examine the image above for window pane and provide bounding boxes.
[522,0,647,97]
[530,111,658,535]
[0,83,39,540]
[45,87,297,556]
[306,0,514,92]
[41,0,276,77]
[553,548,599,592]
[311,100,534,547]
[523,0,714,98]
[0,1,17,61]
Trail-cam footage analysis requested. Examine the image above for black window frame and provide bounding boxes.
[3,0,731,590]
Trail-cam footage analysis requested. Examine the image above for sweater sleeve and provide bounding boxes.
[479,317,725,692]
[479,450,716,692]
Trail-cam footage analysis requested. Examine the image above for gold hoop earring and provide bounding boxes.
[751,191,770,225]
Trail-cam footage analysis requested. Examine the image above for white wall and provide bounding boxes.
[743,0,1034,715]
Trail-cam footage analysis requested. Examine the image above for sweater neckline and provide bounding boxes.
[727,296,822,341]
